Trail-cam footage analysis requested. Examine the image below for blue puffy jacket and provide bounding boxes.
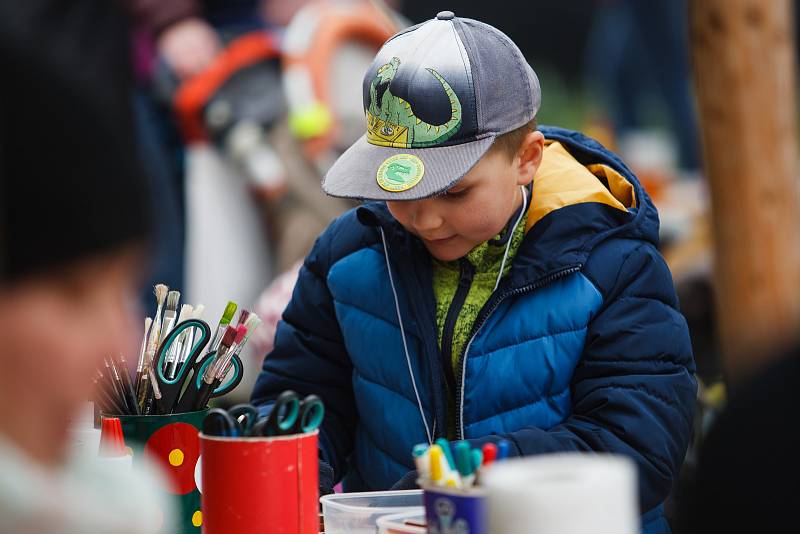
[252,126,696,533]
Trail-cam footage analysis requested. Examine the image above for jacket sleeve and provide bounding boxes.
[250,230,357,487]
[468,242,697,512]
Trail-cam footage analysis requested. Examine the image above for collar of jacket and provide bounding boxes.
[356,126,660,292]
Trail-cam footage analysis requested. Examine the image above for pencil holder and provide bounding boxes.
[199,430,319,534]
[116,410,208,533]
[423,486,488,534]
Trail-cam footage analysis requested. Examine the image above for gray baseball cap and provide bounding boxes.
[322,10,541,201]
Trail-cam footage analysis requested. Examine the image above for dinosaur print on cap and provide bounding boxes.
[366,57,462,148]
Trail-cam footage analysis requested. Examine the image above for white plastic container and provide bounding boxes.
[320,489,424,534]
[376,510,427,534]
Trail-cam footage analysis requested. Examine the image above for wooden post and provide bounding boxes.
[689,0,800,383]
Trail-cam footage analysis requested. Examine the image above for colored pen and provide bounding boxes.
[454,441,475,488]
[434,439,462,488]
[496,439,511,461]
[435,438,456,470]
[481,442,498,467]
[412,443,430,482]
[429,444,444,485]
[471,448,483,474]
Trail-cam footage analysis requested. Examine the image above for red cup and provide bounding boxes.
[200,430,319,534]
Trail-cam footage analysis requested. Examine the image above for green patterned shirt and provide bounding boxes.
[433,208,528,437]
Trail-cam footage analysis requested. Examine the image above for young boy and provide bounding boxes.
[252,11,696,532]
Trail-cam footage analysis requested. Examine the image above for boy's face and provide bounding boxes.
[387,131,544,261]
[0,249,142,467]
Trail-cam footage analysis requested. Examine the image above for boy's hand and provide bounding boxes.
[319,459,335,496]
[390,469,419,491]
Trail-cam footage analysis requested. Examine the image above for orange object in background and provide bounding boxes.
[200,431,319,534]
[173,32,281,143]
[281,0,398,160]
[99,417,127,457]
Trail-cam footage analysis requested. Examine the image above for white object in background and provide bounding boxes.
[0,435,174,533]
[481,453,639,534]
[184,145,273,402]
[68,402,101,458]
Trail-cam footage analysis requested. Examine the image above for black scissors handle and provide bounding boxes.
[202,404,259,437]
[255,391,325,437]
[174,352,244,413]
[153,319,211,413]
[202,408,238,437]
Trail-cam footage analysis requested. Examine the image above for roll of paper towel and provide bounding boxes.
[481,453,639,534]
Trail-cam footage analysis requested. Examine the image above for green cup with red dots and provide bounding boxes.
[116,410,208,533]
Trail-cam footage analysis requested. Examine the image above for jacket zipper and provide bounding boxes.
[440,258,475,395]
[454,264,582,439]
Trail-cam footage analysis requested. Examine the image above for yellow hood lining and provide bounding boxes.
[526,141,636,232]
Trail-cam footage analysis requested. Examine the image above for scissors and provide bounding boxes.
[152,319,244,414]
[202,404,260,437]
[252,390,325,437]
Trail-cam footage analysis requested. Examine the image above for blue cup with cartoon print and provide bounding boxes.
[423,486,487,534]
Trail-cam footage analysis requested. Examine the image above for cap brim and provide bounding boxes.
[322,134,496,201]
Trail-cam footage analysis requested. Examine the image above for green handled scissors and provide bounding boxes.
[252,390,325,437]
[153,319,244,414]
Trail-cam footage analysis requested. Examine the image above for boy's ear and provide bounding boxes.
[515,130,545,186]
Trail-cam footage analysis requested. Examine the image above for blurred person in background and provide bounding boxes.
[0,0,172,531]
[676,348,800,532]
[584,0,701,177]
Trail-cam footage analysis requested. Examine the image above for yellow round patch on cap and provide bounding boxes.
[376,154,425,192]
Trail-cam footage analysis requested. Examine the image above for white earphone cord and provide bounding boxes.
[380,227,434,444]
[495,185,528,292]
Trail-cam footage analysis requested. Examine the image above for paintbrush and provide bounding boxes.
[192,304,205,321]
[95,369,123,411]
[208,301,237,353]
[93,376,125,414]
[218,313,262,379]
[194,326,238,410]
[114,353,140,415]
[159,290,181,344]
[165,304,193,379]
[103,357,128,413]
[135,317,152,398]
[212,324,248,381]
[149,284,168,351]
[139,285,168,412]
[181,304,205,363]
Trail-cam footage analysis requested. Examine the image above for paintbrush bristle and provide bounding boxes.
[154,284,168,306]
[234,325,248,345]
[237,309,251,325]
[166,290,180,312]
[221,301,238,325]
[243,313,262,334]
[192,304,205,320]
[220,325,237,347]
[177,304,193,323]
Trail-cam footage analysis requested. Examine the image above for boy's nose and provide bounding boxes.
[411,200,444,234]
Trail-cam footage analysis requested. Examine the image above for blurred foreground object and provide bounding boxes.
[690,0,800,383]
[676,350,800,533]
[1,0,173,531]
